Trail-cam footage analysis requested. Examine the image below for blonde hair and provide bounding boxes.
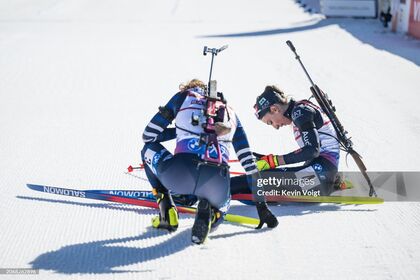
[179,79,206,91]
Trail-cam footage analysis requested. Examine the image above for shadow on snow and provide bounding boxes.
[199,18,420,66]
[17,195,376,274]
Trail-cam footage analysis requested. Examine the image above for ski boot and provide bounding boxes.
[333,174,354,191]
[191,199,212,244]
[151,188,179,232]
[210,207,224,232]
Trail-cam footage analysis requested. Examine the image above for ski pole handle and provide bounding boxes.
[286,40,296,52]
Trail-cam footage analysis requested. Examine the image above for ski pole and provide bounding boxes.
[127,162,245,175]
[128,159,239,172]
[127,164,144,172]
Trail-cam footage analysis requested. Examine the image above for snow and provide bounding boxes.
[1,0,420,279]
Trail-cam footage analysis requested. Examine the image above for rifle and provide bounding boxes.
[286,40,377,197]
[199,45,230,165]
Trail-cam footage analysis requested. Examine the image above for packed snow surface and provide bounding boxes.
[1,0,419,279]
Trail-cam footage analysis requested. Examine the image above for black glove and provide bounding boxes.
[255,202,278,229]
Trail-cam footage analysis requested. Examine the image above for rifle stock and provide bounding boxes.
[349,150,377,197]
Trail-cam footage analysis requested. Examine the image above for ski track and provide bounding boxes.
[1,0,420,279]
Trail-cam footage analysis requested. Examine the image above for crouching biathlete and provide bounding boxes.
[141,80,278,244]
[231,85,341,198]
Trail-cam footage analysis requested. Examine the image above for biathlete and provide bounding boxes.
[231,85,341,197]
[141,79,278,244]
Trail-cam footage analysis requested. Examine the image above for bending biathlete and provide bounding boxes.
[231,85,341,197]
[141,79,278,244]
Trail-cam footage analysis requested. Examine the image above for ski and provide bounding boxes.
[233,193,384,204]
[85,187,383,205]
[86,189,156,200]
[26,184,260,226]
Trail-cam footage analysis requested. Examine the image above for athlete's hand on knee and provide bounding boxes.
[256,154,279,171]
